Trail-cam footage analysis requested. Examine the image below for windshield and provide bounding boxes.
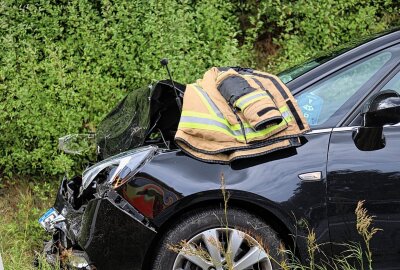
[96,86,151,159]
[95,80,184,160]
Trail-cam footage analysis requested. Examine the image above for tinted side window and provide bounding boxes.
[380,71,400,94]
[296,51,392,127]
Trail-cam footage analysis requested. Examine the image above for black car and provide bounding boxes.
[40,29,400,270]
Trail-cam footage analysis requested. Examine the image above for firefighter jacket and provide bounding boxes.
[174,67,310,163]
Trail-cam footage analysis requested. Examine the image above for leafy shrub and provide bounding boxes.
[0,0,398,179]
[0,0,243,178]
[234,0,399,71]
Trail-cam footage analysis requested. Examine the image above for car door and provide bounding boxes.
[327,45,400,268]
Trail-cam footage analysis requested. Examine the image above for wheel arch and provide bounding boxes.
[141,189,306,269]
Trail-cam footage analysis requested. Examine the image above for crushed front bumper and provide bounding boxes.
[44,177,157,270]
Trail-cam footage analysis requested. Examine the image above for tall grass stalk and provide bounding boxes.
[355,200,382,270]
[169,176,381,270]
[0,180,58,269]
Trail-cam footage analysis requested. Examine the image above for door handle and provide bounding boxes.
[298,171,322,182]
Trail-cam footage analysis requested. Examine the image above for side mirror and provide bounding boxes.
[353,90,400,151]
[361,90,400,127]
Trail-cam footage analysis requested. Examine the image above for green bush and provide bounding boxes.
[0,0,398,179]
[0,0,243,178]
[234,0,399,71]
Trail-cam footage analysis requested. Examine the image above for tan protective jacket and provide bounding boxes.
[175,67,310,163]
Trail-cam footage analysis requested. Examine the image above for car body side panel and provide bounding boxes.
[131,132,331,254]
[327,126,400,269]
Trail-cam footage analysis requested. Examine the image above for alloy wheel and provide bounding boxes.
[172,228,273,270]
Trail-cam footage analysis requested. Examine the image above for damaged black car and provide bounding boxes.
[40,29,400,270]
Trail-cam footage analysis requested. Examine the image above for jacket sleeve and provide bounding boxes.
[217,73,283,131]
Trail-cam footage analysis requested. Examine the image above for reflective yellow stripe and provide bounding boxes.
[181,111,250,130]
[183,84,293,141]
[239,96,269,110]
[179,113,293,141]
[247,115,292,139]
[182,105,289,130]
[235,91,270,111]
[191,85,217,117]
[179,122,245,139]
[180,117,245,136]
[235,90,265,105]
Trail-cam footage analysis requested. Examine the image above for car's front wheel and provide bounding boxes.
[152,207,286,270]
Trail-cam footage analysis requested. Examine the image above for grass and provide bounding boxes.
[0,176,381,270]
[169,176,381,270]
[0,178,58,270]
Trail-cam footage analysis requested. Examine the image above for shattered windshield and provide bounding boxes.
[96,86,151,159]
[58,133,96,156]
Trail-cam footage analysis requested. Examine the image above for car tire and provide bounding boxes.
[151,207,286,270]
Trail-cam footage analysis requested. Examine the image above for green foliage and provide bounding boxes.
[234,0,399,72]
[0,0,398,179]
[0,0,242,178]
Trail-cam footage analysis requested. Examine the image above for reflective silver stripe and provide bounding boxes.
[193,85,224,119]
[383,122,400,128]
[306,128,333,134]
[308,125,399,135]
[332,123,400,132]
[281,110,291,118]
[180,116,255,136]
[332,127,359,132]
[235,92,269,110]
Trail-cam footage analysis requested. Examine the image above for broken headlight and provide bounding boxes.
[80,146,157,194]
